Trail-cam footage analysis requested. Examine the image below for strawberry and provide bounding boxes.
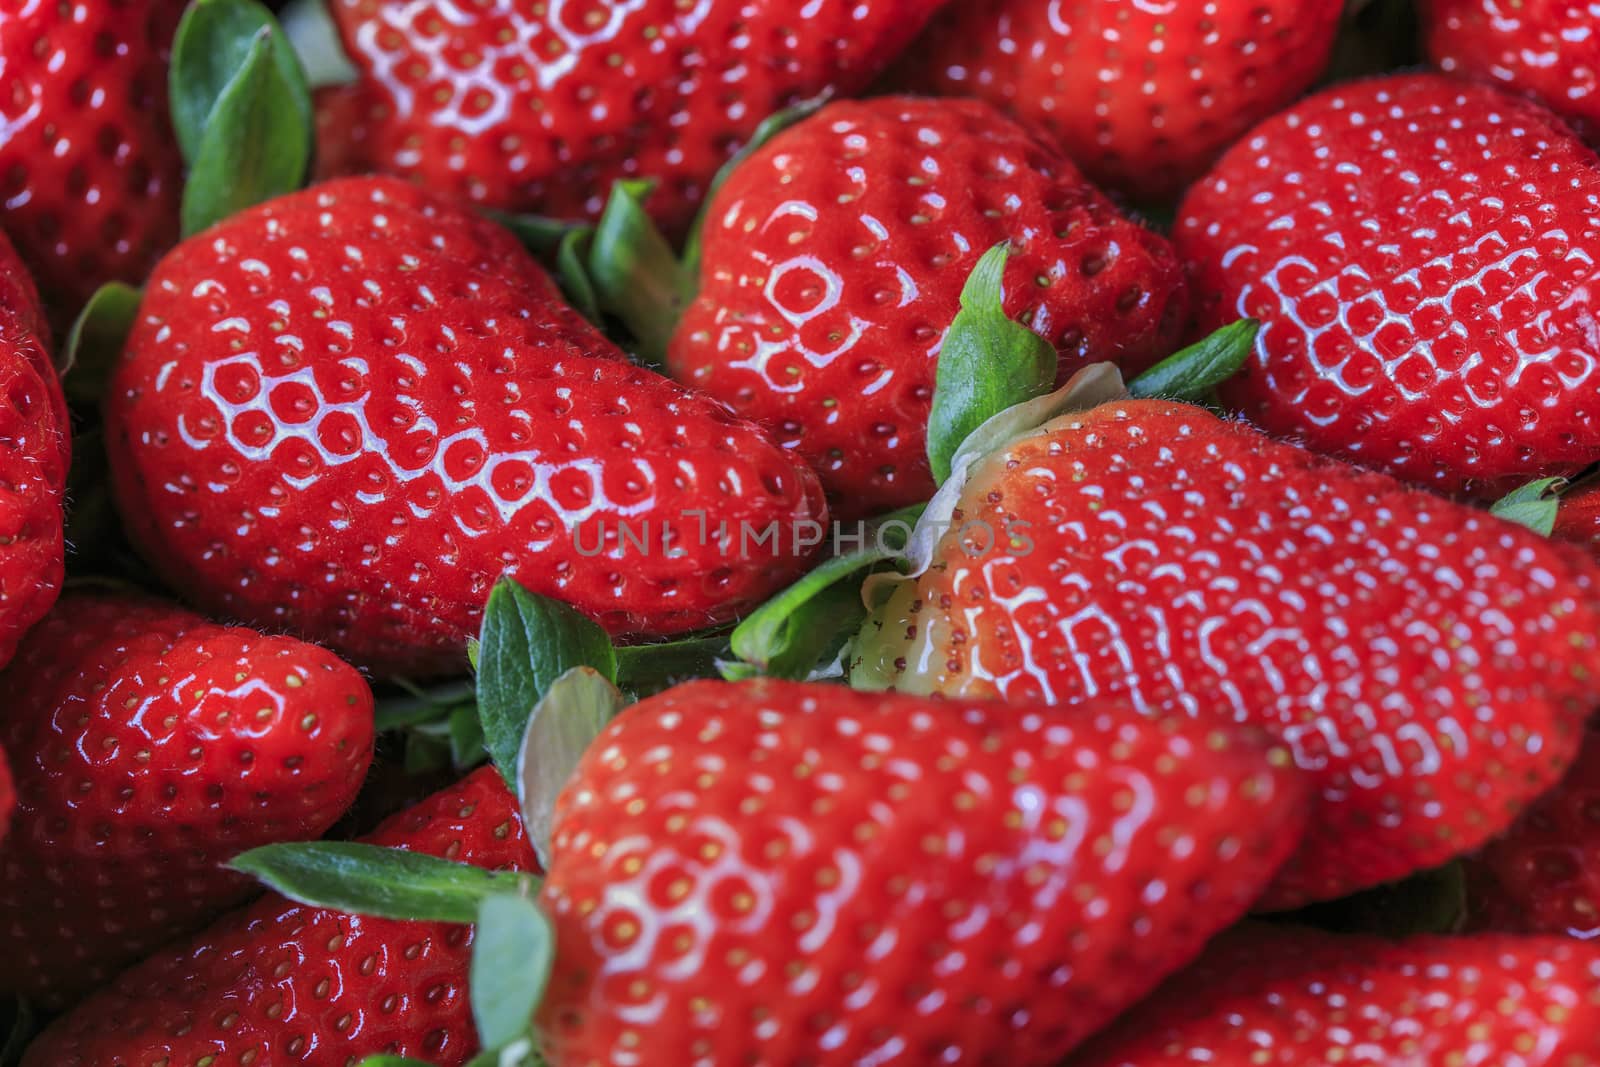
[1557,476,1600,559]
[667,96,1189,518]
[1176,73,1600,498]
[1462,722,1600,939]
[889,0,1345,204]
[0,743,12,846]
[1424,0,1600,143]
[0,228,67,671]
[852,398,1600,909]
[23,765,534,1067]
[310,0,949,237]
[535,678,1309,1065]
[0,0,184,320]
[1070,923,1600,1064]
[104,176,827,677]
[0,590,376,1008]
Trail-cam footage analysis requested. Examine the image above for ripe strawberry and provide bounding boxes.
[1071,923,1600,1064]
[104,176,827,677]
[536,678,1309,1065]
[23,765,534,1067]
[311,0,949,237]
[852,399,1600,908]
[1177,73,1600,498]
[0,1,184,319]
[889,0,1344,204]
[1463,723,1600,938]
[1557,477,1600,558]
[668,96,1188,517]
[0,228,67,671]
[0,590,376,1008]
[1424,0,1600,143]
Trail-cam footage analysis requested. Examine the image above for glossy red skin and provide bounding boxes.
[23,766,534,1067]
[0,1,183,320]
[890,0,1344,204]
[1464,724,1600,938]
[1556,477,1600,559]
[105,177,827,676]
[316,0,949,238]
[537,679,1309,1066]
[670,96,1187,518]
[1425,0,1600,143]
[0,591,376,1008]
[0,228,66,671]
[853,400,1600,908]
[1072,923,1600,1064]
[1178,73,1600,499]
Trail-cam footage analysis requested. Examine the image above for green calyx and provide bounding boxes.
[1490,477,1566,537]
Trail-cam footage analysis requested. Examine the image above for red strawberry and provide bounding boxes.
[23,765,534,1067]
[889,0,1344,204]
[104,176,827,677]
[0,590,376,1008]
[536,678,1309,1065]
[1557,477,1600,559]
[668,96,1188,517]
[0,0,184,320]
[1424,0,1600,143]
[0,228,67,671]
[852,399,1600,908]
[1071,923,1600,1064]
[311,0,949,237]
[1463,722,1600,938]
[1177,73,1600,498]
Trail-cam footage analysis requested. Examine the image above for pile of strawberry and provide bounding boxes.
[0,0,1597,1064]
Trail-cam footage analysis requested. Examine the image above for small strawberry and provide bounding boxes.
[23,765,535,1067]
[889,0,1344,204]
[1177,73,1600,498]
[309,0,949,237]
[1557,476,1600,559]
[0,590,376,1008]
[1424,0,1600,143]
[852,398,1600,908]
[104,176,827,677]
[1070,923,1600,1064]
[668,96,1189,517]
[0,0,185,320]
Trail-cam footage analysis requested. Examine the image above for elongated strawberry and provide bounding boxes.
[668,96,1188,517]
[1557,477,1600,559]
[104,176,826,676]
[534,678,1309,1065]
[0,590,375,1008]
[1177,73,1600,498]
[23,766,534,1067]
[310,0,949,237]
[1071,923,1600,1064]
[890,0,1344,204]
[853,398,1600,908]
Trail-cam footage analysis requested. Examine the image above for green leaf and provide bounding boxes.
[356,1058,437,1067]
[448,704,488,769]
[404,730,451,775]
[517,667,628,869]
[613,633,730,694]
[1128,319,1260,402]
[471,893,555,1050]
[58,282,141,401]
[179,24,312,236]
[926,244,1058,485]
[477,579,618,791]
[555,227,602,324]
[170,0,310,165]
[587,180,692,367]
[231,841,533,924]
[1491,477,1566,537]
[492,211,583,256]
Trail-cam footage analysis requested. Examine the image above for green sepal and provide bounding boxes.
[279,0,360,89]
[587,180,692,368]
[491,212,583,256]
[555,227,602,324]
[1128,319,1260,403]
[231,841,536,925]
[1491,477,1565,537]
[58,282,141,404]
[516,667,628,869]
[926,244,1058,485]
[374,679,476,732]
[471,893,555,1051]
[170,0,311,165]
[613,633,730,695]
[356,1058,437,1067]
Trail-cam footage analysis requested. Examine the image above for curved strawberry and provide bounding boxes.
[22,766,534,1067]
[0,591,376,1008]
[668,96,1188,517]
[891,0,1344,204]
[312,0,949,237]
[1557,477,1600,559]
[536,678,1309,1065]
[104,176,827,676]
[854,399,1600,908]
[1071,924,1600,1064]
[1178,73,1600,498]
